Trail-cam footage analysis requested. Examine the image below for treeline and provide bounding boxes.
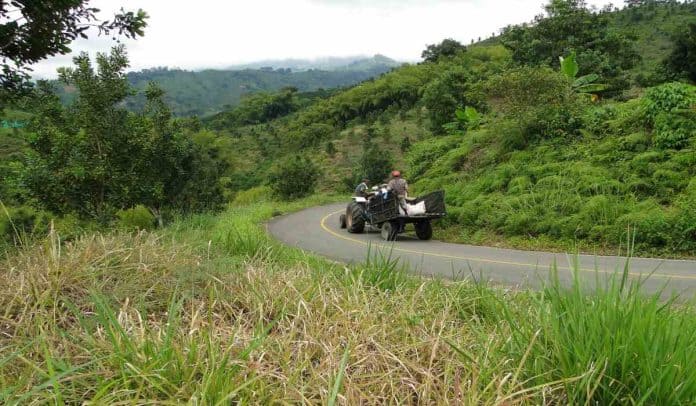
[53,58,399,117]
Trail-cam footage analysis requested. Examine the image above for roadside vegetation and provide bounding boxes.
[2,197,695,403]
[3,1,695,257]
[2,1,696,401]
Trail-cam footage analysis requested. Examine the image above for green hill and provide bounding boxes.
[202,0,696,257]
[54,56,399,117]
[3,0,695,257]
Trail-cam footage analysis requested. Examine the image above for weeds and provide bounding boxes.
[1,200,695,403]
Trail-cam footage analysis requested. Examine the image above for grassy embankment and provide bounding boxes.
[2,194,696,404]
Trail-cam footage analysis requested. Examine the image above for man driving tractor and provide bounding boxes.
[354,177,370,197]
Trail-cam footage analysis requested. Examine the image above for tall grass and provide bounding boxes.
[502,264,696,404]
[1,198,695,403]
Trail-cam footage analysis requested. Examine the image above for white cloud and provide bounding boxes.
[29,0,614,78]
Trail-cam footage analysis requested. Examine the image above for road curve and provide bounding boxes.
[268,203,696,298]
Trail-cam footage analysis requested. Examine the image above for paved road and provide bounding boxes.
[268,203,696,298]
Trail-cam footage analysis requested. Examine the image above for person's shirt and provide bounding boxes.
[354,182,368,196]
[387,178,408,197]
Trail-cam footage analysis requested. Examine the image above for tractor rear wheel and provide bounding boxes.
[347,203,365,233]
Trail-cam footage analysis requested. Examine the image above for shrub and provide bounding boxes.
[653,111,696,149]
[421,67,474,134]
[399,136,411,152]
[325,141,336,157]
[268,155,320,200]
[642,83,696,149]
[485,67,584,142]
[0,205,53,246]
[116,205,156,231]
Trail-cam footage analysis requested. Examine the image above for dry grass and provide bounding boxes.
[0,222,552,404]
[2,201,695,404]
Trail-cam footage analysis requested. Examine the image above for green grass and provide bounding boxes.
[1,197,695,403]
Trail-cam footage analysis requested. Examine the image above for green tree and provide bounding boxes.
[0,1,147,97]
[421,38,466,63]
[663,22,696,82]
[23,46,222,220]
[268,154,320,200]
[359,144,393,185]
[501,0,639,88]
[422,67,473,134]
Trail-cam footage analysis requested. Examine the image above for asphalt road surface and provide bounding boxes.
[268,203,696,299]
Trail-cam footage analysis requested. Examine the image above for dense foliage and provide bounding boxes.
[54,55,399,117]
[268,154,320,199]
[2,0,696,256]
[4,46,224,234]
[663,22,696,82]
[501,0,639,90]
[0,0,147,96]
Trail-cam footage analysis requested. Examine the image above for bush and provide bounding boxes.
[0,205,53,246]
[268,155,320,200]
[484,67,583,142]
[116,205,156,231]
[653,111,696,149]
[642,83,696,149]
[325,141,336,157]
[422,67,473,134]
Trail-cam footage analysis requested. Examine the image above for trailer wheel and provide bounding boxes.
[339,214,346,229]
[381,220,398,241]
[415,220,433,240]
[347,203,365,233]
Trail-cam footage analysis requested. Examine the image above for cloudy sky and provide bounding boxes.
[30,0,612,78]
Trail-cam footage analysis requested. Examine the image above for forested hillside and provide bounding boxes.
[54,55,400,116]
[4,1,696,403]
[2,0,695,257]
[197,0,696,257]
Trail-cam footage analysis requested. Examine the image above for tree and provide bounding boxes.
[421,38,466,63]
[358,144,393,185]
[559,52,608,95]
[23,46,222,220]
[421,67,474,134]
[663,22,696,82]
[268,154,320,200]
[1,1,148,95]
[500,0,639,88]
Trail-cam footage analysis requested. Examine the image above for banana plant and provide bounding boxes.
[455,106,482,130]
[443,105,482,135]
[559,52,608,96]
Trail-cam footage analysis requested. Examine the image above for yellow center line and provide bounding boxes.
[319,209,696,281]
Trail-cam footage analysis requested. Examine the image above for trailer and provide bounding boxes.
[339,190,446,241]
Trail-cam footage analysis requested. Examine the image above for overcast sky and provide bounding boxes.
[30,0,613,78]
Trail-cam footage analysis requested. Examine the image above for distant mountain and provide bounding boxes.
[228,55,401,72]
[55,55,401,117]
